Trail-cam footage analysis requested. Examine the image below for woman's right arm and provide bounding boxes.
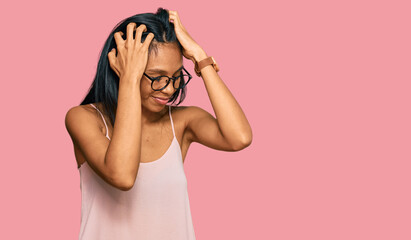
[105,78,142,189]
[65,23,154,191]
[65,85,141,192]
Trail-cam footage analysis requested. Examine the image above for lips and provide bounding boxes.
[152,96,169,100]
[152,96,169,105]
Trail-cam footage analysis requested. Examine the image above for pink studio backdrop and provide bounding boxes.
[1,0,410,239]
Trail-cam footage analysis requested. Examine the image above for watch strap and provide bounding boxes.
[195,56,219,77]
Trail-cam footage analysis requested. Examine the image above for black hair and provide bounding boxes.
[79,7,186,127]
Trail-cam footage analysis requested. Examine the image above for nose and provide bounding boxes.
[160,79,176,96]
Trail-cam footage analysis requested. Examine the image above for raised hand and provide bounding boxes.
[168,10,208,63]
[108,23,155,82]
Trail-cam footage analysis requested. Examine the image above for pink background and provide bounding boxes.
[1,0,410,239]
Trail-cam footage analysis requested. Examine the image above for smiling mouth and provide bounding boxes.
[152,96,170,100]
[152,96,170,105]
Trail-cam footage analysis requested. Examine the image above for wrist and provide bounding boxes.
[193,51,208,63]
[194,56,220,77]
[120,73,142,84]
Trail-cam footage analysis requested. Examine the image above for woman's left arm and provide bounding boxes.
[168,10,252,151]
[194,51,253,150]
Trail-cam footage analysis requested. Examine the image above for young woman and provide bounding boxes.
[65,7,252,240]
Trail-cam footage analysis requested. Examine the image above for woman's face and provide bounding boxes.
[140,43,183,112]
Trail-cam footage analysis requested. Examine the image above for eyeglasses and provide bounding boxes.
[143,67,192,91]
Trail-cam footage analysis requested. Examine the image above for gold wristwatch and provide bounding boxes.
[194,56,220,77]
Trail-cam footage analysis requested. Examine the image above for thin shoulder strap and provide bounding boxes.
[168,105,175,138]
[90,104,111,140]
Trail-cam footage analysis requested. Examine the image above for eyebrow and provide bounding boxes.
[146,66,183,75]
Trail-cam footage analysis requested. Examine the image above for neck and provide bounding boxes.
[141,105,168,125]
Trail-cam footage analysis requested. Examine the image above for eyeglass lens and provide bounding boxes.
[152,74,189,90]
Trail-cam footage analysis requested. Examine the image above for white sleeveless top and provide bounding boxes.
[77,104,196,240]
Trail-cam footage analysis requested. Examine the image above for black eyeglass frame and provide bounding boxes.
[143,67,193,91]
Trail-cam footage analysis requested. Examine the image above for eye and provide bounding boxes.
[151,76,163,80]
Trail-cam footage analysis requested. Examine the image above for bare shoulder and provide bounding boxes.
[170,104,190,112]
[170,105,218,145]
[65,104,97,123]
[170,105,208,116]
[65,104,102,141]
[169,105,210,124]
[169,105,190,129]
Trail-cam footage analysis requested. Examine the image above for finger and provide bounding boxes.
[113,31,125,48]
[168,13,180,27]
[172,11,183,26]
[142,32,155,49]
[113,67,120,77]
[168,11,175,22]
[107,48,116,62]
[107,48,119,74]
[169,12,186,31]
[135,24,147,45]
[126,22,137,47]
[168,10,175,18]
[174,11,182,23]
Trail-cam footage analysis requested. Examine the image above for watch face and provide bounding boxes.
[211,57,220,71]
